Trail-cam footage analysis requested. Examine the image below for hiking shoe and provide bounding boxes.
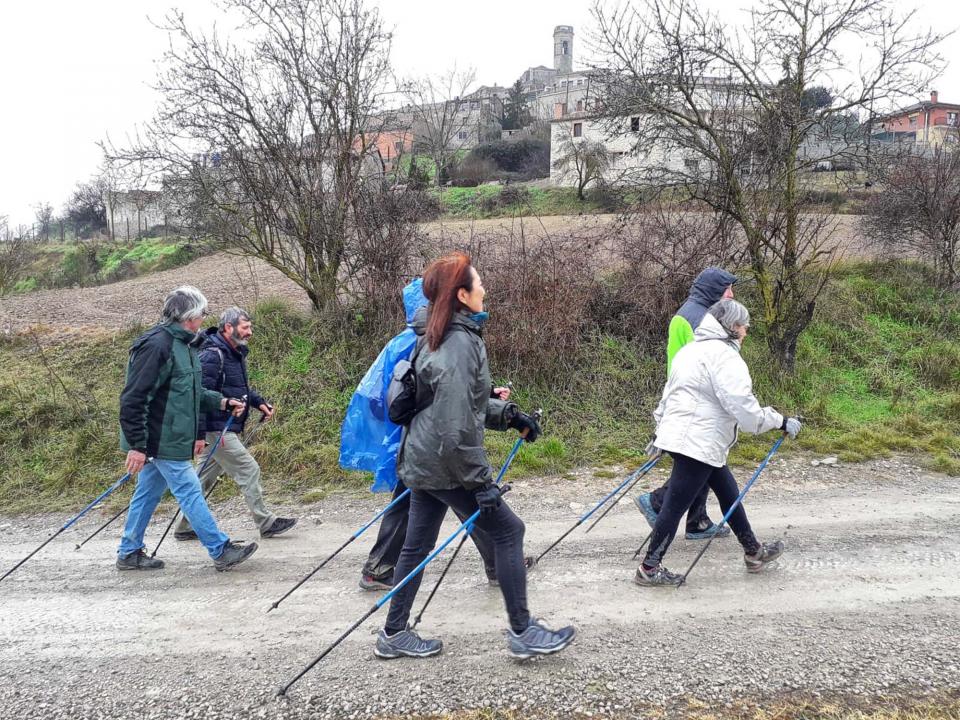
[634,564,684,587]
[634,493,659,529]
[359,572,394,591]
[116,549,165,571]
[374,628,443,659]
[685,523,732,540]
[260,517,297,538]
[507,618,576,660]
[213,541,258,571]
[174,529,198,542]
[745,540,784,573]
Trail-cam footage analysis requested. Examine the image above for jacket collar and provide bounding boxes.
[161,322,199,345]
[694,313,741,352]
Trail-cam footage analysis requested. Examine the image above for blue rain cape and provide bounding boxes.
[338,278,428,492]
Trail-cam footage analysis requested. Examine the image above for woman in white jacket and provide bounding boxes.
[636,299,802,586]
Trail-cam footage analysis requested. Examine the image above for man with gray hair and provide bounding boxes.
[118,286,258,571]
[173,306,297,541]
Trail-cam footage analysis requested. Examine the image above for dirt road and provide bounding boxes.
[2,455,957,718]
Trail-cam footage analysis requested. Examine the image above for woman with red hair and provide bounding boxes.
[375,253,576,661]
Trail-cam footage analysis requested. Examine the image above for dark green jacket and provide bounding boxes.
[119,323,224,461]
[398,308,515,491]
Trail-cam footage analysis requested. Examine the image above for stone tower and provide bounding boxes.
[553,25,574,74]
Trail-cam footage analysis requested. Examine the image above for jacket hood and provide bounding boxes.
[130,325,168,354]
[408,306,481,339]
[695,312,741,350]
[689,267,738,307]
[403,278,429,325]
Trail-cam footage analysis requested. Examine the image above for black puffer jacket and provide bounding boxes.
[397,308,515,491]
[197,327,267,435]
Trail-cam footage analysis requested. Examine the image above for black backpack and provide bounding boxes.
[386,338,429,425]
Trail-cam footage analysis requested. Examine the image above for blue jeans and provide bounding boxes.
[118,460,229,560]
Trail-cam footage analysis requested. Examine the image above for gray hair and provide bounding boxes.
[218,306,251,332]
[707,298,750,335]
[162,285,208,323]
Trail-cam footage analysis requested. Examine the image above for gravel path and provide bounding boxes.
[1,455,957,718]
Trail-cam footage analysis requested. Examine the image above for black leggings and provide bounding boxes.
[362,479,496,579]
[643,452,760,569]
[384,486,530,635]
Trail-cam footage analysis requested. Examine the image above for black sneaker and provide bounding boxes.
[260,517,297,538]
[634,564,684,586]
[359,572,394,591]
[507,618,576,660]
[174,529,198,542]
[116,549,165,571]
[745,540,784,573]
[213,541,258,571]
[374,628,443,659]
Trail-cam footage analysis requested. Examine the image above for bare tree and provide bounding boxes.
[865,134,960,287]
[551,126,611,201]
[65,177,109,239]
[591,0,946,368]
[106,0,423,314]
[403,68,477,185]
[33,203,54,243]
[0,216,33,296]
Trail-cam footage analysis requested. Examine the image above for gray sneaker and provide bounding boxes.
[116,549,165,571]
[634,564,684,586]
[745,540,784,573]
[261,517,297,538]
[213,541,258,572]
[507,618,576,660]
[374,628,443,659]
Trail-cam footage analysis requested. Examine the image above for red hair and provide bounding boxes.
[422,253,474,351]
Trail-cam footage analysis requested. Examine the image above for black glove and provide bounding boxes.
[474,483,502,514]
[508,411,541,443]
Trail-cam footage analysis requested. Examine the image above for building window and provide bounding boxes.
[909,115,918,127]
[576,100,583,112]
[630,116,640,132]
[457,130,468,141]
[949,112,958,126]
[577,79,584,86]
[394,141,404,153]
[562,40,569,55]
[684,157,700,173]
[573,122,583,137]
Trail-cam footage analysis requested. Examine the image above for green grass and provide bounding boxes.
[1,260,959,513]
[435,185,629,219]
[12,237,201,293]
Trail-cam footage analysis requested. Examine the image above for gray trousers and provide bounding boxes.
[175,431,275,534]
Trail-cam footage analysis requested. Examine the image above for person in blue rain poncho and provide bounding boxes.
[339,278,506,590]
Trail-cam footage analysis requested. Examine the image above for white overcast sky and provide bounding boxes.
[0,0,958,226]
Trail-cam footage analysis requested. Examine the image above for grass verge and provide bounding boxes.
[1,260,958,513]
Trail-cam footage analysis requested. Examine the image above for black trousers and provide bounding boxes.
[363,479,496,579]
[384,487,530,635]
[650,481,712,533]
[644,452,760,568]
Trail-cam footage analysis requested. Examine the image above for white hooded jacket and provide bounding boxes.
[653,313,783,468]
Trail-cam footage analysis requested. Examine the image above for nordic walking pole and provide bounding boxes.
[1,472,133,582]
[277,485,512,698]
[531,455,662,567]
[584,454,663,534]
[76,408,267,551]
[268,487,411,613]
[149,404,245,558]
[408,434,527,630]
[677,435,785,588]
